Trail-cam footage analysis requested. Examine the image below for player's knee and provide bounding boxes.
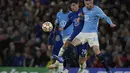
[92,45,100,55]
[79,56,86,64]
[64,41,71,48]
[93,45,99,48]
[71,38,82,46]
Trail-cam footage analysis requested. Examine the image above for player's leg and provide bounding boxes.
[57,42,76,73]
[48,41,63,72]
[87,33,111,73]
[57,33,83,73]
[77,43,88,73]
[58,40,71,57]
[56,36,72,73]
[93,45,111,72]
[58,32,83,58]
[69,32,88,73]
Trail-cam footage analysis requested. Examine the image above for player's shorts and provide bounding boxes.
[72,32,99,47]
[67,30,80,42]
[76,42,88,58]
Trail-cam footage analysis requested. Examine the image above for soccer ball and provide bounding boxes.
[42,22,53,32]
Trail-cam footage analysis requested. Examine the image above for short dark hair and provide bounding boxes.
[69,0,79,5]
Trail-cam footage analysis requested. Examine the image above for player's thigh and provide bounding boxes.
[71,32,86,46]
[71,38,82,46]
[77,43,88,58]
[67,32,81,46]
[52,43,63,56]
[87,33,99,47]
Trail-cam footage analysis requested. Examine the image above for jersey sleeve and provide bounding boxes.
[63,14,72,30]
[96,6,113,25]
[56,12,59,24]
[78,8,84,21]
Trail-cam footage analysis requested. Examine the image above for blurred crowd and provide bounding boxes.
[0,0,130,68]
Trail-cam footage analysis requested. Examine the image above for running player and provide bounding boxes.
[72,0,116,73]
[57,0,88,73]
[48,3,72,73]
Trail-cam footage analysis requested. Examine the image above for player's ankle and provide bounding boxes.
[58,47,65,56]
[58,63,64,72]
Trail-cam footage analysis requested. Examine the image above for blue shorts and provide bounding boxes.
[52,41,63,57]
[75,42,88,57]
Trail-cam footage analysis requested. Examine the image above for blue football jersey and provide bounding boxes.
[64,8,84,33]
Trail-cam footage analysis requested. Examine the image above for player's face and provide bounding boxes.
[84,0,94,10]
[70,3,79,12]
[62,5,68,13]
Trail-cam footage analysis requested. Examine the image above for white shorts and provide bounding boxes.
[71,32,99,47]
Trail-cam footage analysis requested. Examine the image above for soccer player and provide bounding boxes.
[57,0,88,73]
[72,0,116,72]
[48,3,73,73]
[48,25,63,70]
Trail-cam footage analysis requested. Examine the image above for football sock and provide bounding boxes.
[96,53,109,71]
[80,62,86,69]
[58,63,64,72]
[58,47,65,56]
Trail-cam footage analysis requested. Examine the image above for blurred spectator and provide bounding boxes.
[125,40,130,54]
[113,53,124,67]
[25,0,34,12]
[40,42,50,66]
[33,50,44,67]
[124,53,130,67]
[0,28,6,41]
[23,46,34,67]
[12,52,24,66]
[32,0,49,5]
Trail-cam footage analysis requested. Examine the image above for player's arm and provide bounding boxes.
[48,12,59,49]
[53,12,60,37]
[77,8,84,22]
[76,13,84,23]
[96,6,116,27]
[63,19,72,30]
[47,30,54,50]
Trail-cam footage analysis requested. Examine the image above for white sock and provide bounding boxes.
[58,63,64,72]
[83,62,86,69]
[58,47,65,56]
[80,62,86,69]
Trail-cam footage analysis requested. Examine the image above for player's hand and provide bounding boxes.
[59,28,64,31]
[110,24,116,28]
[76,12,83,22]
[76,17,80,23]
[48,45,52,51]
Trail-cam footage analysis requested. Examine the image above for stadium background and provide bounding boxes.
[0,0,130,71]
